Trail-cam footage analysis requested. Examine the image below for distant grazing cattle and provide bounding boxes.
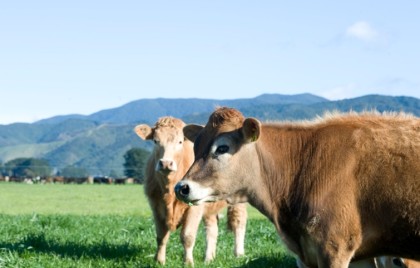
[93,176,112,184]
[135,116,247,265]
[175,107,420,268]
[63,177,88,184]
[114,178,126,184]
[52,176,64,183]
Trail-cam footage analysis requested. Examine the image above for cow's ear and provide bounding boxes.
[134,124,153,140]
[184,124,203,142]
[242,118,261,143]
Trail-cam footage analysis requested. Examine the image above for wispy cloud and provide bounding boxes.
[346,21,379,42]
[318,78,420,101]
[375,77,419,97]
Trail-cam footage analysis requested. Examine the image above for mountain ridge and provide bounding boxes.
[34,93,327,125]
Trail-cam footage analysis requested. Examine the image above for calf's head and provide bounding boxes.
[135,117,189,175]
[175,107,261,205]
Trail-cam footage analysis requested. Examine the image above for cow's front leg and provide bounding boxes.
[315,233,359,268]
[316,253,352,268]
[181,206,204,265]
[154,216,170,265]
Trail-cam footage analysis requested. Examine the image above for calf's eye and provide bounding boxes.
[215,145,229,155]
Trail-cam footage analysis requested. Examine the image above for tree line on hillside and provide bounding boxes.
[0,148,150,183]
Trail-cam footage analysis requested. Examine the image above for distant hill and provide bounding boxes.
[243,94,420,121]
[0,93,419,177]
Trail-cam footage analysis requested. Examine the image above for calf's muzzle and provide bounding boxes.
[158,159,175,171]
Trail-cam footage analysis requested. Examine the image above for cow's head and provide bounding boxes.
[175,107,261,205]
[135,117,190,175]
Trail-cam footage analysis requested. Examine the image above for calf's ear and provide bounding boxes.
[242,118,261,143]
[134,124,153,140]
[184,124,204,142]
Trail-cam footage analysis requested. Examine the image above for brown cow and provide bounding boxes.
[297,257,420,268]
[375,257,420,268]
[135,116,247,265]
[175,107,420,268]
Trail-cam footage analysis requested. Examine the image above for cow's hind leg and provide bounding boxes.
[227,203,247,257]
[181,206,204,265]
[203,213,219,263]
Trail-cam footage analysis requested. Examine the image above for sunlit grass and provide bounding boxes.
[0,183,149,216]
[0,183,265,218]
[0,183,296,267]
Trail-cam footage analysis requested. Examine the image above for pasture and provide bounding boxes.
[0,183,296,267]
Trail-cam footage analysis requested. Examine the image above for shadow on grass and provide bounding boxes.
[237,255,297,268]
[0,233,142,260]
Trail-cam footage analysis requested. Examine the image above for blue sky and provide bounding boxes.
[1,1,419,124]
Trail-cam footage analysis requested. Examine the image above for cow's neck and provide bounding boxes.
[161,164,187,194]
[248,125,313,253]
[161,159,190,230]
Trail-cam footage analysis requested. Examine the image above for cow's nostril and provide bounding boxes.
[179,184,190,197]
[392,258,404,267]
[158,160,164,168]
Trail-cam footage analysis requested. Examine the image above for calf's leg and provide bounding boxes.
[203,213,219,263]
[227,203,248,257]
[154,217,170,265]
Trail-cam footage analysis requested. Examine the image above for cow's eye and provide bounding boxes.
[153,139,158,144]
[215,145,229,155]
[179,140,183,145]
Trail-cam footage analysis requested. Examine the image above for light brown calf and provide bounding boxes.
[135,116,247,265]
[175,107,420,268]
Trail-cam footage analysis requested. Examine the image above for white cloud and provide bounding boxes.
[318,83,360,100]
[346,21,378,42]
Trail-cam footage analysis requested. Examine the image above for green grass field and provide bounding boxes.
[0,183,297,267]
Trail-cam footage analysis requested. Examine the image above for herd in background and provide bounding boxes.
[134,107,420,268]
[0,175,134,185]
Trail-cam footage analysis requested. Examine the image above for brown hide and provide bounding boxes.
[175,107,420,268]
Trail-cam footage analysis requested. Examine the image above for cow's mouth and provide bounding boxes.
[189,195,218,205]
[175,180,219,205]
[158,168,175,175]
